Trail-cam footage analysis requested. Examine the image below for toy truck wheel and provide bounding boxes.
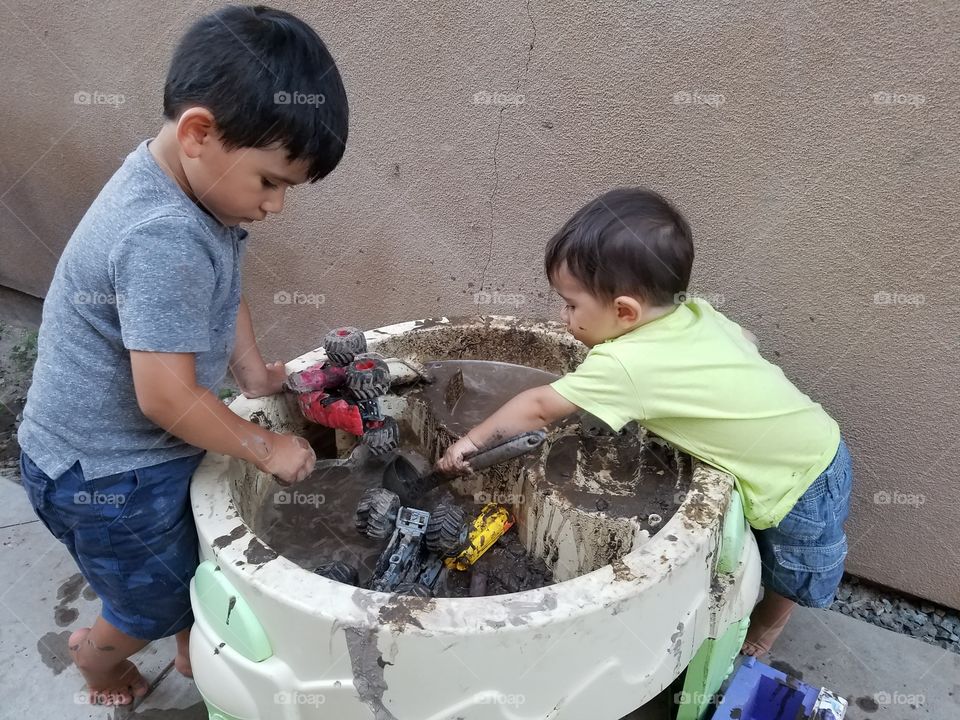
[355,487,400,539]
[323,327,367,366]
[425,504,468,556]
[394,582,433,599]
[347,356,391,399]
[313,560,359,585]
[363,416,399,455]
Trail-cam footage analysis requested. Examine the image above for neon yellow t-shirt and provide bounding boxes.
[550,299,841,529]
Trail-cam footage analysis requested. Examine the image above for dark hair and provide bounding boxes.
[545,187,694,306]
[163,5,348,182]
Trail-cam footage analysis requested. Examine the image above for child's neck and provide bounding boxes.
[609,304,677,341]
[148,126,198,203]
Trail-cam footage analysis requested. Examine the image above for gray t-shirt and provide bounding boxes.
[19,140,248,480]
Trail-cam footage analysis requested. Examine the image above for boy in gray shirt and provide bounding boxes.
[18,5,347,705]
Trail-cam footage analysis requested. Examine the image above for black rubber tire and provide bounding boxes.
[323,327,367,366]
[347,356,391,399]
[313,560,359,585]
[363,416,399,456]
[425,504,468,556]
[355,487,400,539]
[393,582,433,599]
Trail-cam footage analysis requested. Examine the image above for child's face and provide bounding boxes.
[173,108,311,226]
[185,140,311,226]
[552,263,636,348]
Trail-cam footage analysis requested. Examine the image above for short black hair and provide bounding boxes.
[163,5,348,182]
[545,188,694,306]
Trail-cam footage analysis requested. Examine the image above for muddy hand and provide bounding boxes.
[255,361,287,397]
[437,435,480,476]
[263,434,316,486]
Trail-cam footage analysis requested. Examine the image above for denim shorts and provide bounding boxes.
[754,438,853,608]
[19,450,205,640]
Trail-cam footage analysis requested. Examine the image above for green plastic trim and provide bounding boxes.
[716,488,746,574]
[676,616,750,720]
[193,560,273,663]
[202,696,248,720]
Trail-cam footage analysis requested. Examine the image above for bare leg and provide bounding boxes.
[68,617,150,706]
[174,627,193,678]
[741,590,796,657]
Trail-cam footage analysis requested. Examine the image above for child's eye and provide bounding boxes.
[261,178,277,189]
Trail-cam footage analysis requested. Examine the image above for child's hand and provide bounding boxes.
[243,361,288,399]
[259,433,316,485]
[437,435,480,476]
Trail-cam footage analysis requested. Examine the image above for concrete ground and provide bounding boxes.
[1,473,957,720]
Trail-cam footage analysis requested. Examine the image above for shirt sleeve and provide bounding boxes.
[109,215,215,353]
[550,346,644,431]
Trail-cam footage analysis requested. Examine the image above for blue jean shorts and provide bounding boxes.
[754,438,853,608]
[19,451,205,640]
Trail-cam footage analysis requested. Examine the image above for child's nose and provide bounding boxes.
[262,190,286,215]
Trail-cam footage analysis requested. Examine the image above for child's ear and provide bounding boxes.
[175,108,218,159]
[614,296,643,324]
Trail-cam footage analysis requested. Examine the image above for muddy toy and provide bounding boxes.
[382,430,547,506]
[353,487,469,595]
[285,327,399,454]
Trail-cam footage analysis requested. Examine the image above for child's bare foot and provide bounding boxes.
[174,627,193,678]
[69,627,149,706]
[740,590,796,658]
[174,652,193,678]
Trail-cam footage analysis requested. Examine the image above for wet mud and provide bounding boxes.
[252,359,685,598]
[543,429,690,530]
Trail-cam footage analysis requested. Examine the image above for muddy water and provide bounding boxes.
[253,455,389,585]
[544,430,690,530]
[254,359,684,597]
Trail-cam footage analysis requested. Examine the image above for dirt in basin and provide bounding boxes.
[543,429,691,530]
[254,359,686,597]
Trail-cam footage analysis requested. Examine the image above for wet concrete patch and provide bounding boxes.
[54,572,86,627]
[37,629,73,675]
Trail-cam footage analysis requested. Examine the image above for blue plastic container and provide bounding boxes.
[712,656,846,720]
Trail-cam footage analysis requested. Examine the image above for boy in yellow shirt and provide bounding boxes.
[439,187,853,656]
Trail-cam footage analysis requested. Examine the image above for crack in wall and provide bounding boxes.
[478,0,538,297]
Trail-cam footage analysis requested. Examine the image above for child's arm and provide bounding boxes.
[131,351,315,485]
[436,385,578,474]
[228,297,287,398]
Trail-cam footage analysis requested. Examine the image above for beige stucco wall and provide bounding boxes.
[2,2,958,607]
